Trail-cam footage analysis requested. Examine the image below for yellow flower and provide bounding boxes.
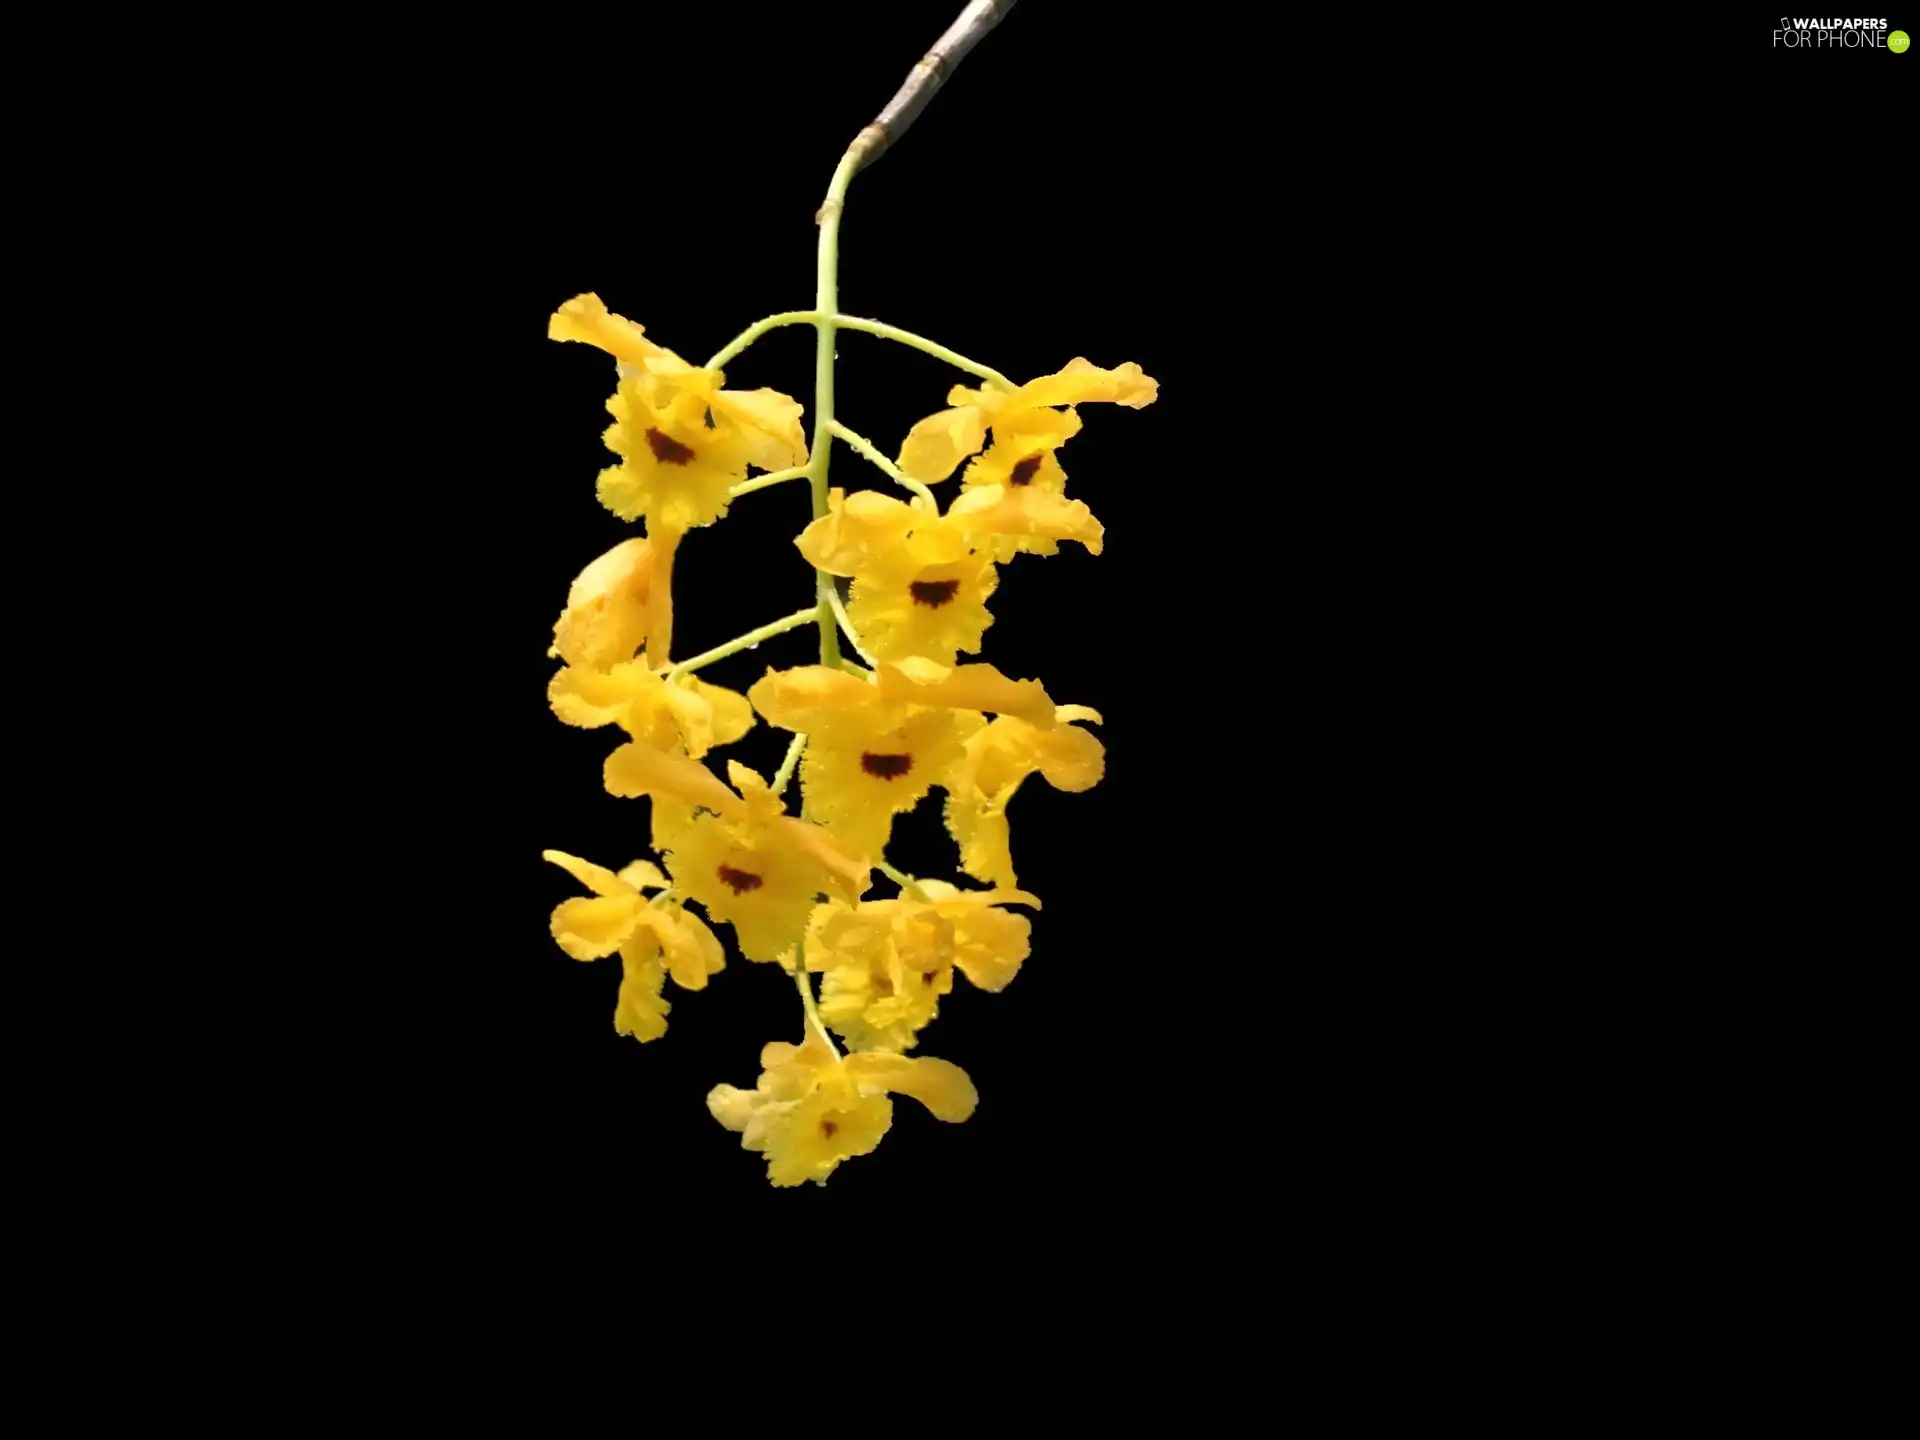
[563,664,755,853]
[746,665,959,855]
[547,291,669,367]
[549,293,807,534]
[946,483,1104,558]
[598,736,748,808]
[792,488,994,664]
[549,661,754,761]
[603,751,869,963]
[896,357,1156,484]
[551,657,752,859]
[806,882,1039,1051]
[811,899,945,1053]
[915,879,1041,993]
[794,487,1104,663]
[944,705,1106,888]
[847,546,998,665]
[802,708,971,856]
[550,537,660,669]
[595,364,799,532]
[706,1027,977,1187]
[542,849,726,1042]
[872,655,1058,726]
[747,660,1054,857]
[791,487,954,582]
[896,358,1153,559]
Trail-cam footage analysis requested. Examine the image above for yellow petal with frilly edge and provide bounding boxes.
[550,893,646,960]
[764,1090,892,1187]
[897,403,989,483]
[948,903,1033,993]
[944,792,1018,889]
[773,816,870,899]
[875,658,1056,727]
[969,713,1107,797]
[948,484,1104,555]
[795,489,963,580]
[759,1028,841,1095]
[666,816,821,963]
[613,941,671,1042]
[1012,357,1158,410]
[662,674,756,759]
[711,387,807,473]
[643,903,727,991]
[604,742,744,815]
[542,848,634,899]
[847,549,998,666]
[548,293,669,368]
[550,537,656,669]
[747,665,894,736]
[917,878,1043,911]
[800,707,969,859]
[548,660,652,730]
[842,1052,979,1122]
[596,380,743,532]
[680,675,755,749]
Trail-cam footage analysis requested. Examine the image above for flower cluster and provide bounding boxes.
[540,281,1153,1186]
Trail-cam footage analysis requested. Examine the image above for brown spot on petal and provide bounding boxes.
[1008,454,1043,487]
[820,1118,839,1139]
[860,752,913,780]
[646,427,696,464]
[717,864,763,894]
[909,579,960,608]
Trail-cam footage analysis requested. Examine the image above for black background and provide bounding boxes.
[273,4,1914,1276]
[337,0,1299,1235]
[0,0,1904,1398]
[488,4,1190,1213]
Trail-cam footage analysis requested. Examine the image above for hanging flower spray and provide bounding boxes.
[540,0,1157,1186]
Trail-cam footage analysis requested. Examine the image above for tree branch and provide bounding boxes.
[853,0,1018,173]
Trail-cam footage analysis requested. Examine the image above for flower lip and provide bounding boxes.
[717,864,764,894]
[909,578,961,608]
[646,427,697,464]
[1007,455,1042,486]
[860,752,913,779]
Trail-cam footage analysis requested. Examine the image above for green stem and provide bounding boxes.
[877,858,930,901]
[838,316,1013,391]
[822,580,878,667]
[706,312,817,371]
[783,144,877,1058]
[664,606,818,680]
[727,465,810,499]
[772,732,808,797]
[828,419,938,508]
[791,940,840,1056]
[706,310,1012,391]
[807,148,866,670]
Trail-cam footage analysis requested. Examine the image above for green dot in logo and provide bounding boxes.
[1891,29,1911,52]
